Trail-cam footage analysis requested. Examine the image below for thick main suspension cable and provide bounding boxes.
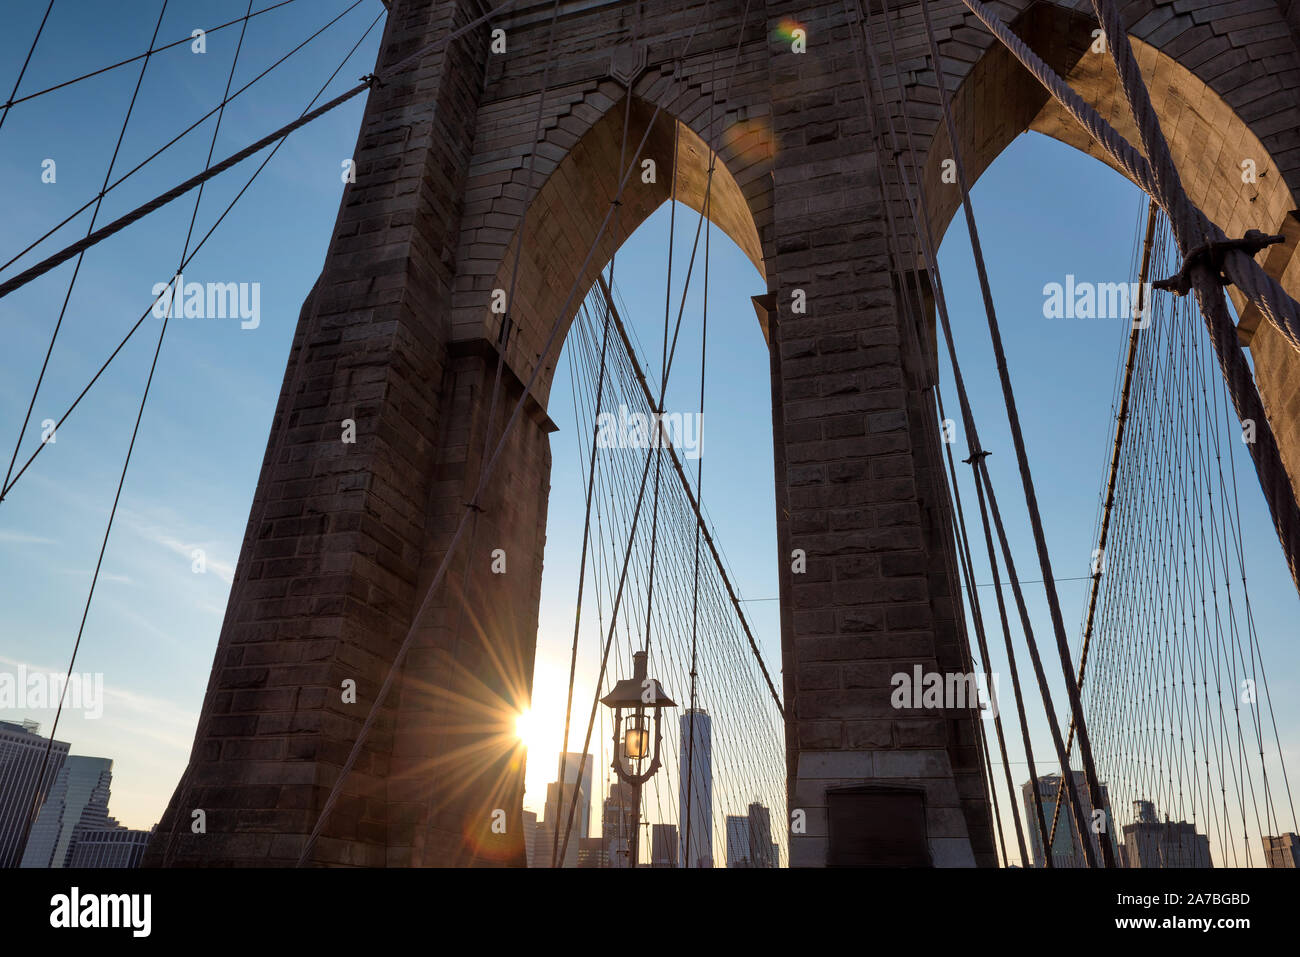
[1,0,372,278]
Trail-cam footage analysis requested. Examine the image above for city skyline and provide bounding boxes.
[1,0,1298,880]
[0,717,151,869]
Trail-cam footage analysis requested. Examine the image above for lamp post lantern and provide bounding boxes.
[601,650,675,867]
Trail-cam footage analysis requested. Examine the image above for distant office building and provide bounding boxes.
[21,755,115,867]
[602,780,638,868]
[542,752,593,868]
[1120,800,1211,868]
[678,708,712,868]
[577,837,608,868]
[522,809,542,868]
[748,802,775,868]
[0,720,70,867]
[726,814,751,867]
[1021,772,1118,868]
[65,826,152,868]
[1263,832,1300,868]
[651,824,678,867]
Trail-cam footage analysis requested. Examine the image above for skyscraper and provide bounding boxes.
[651,824,678,867]
[65,826,153,868]
[747,801,775,868]
[602,779,637,868]
[522,809,542,868]
[1120,799,1212,868]
[678,708,712,868]
[0,719,70,868]
[21,755,115,867]
[725,815,750,867]
[576,837,608,868]
[541,752,592,867]
[1263,832,1300,868]
[1021,772,1118,868]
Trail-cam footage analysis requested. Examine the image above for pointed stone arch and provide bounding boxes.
[449,87,772,407]
[912,0,1300,500]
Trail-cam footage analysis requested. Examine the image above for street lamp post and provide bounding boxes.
[600,650,676,868]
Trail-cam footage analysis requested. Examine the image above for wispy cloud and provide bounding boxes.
[0,652,197,753]
[118,507,236,584]
[0,530,58,546]
[58,568,132,585]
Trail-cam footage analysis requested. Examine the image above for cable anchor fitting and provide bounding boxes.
[1152,229,1284,296]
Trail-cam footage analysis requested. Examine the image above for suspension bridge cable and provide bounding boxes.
[28,2,261,858]
[4,0,171,496]
[0,12,374,303]
[0,9,387,507]
[556,0,764,866]
[914,0,1115,866]
[565,289,784,866]
[1047,198,1158,852]
[953,0,1300,592]
[595,275,782,714]
[140,9,389,864]
[855,0,1100,866]
[552,0,625,866]
[0,0,372,280]
[1074,200,1293,866]
[0,0,54,133]
[16,0,173,855]
[0,0,306,114]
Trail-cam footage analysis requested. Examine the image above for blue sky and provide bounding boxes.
[0,1,1296,868]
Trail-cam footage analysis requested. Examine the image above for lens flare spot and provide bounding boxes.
[773,18,805,42]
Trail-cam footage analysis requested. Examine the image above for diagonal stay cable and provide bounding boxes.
[595,274,782,715]
[1,0,305,114]
[0,13,386,516]
[3,4,509,505]
[3,0,178,497]
[918,0,1115,865]
[1047,199,1159,852]
[0,0,55,134]
[554,0,758,868]
[0,0,370,283]
[0,78,367,503]
[857,0,1099,866]
[152,8,388,866]
[15,0,172,855]
[2,2,521,297]
[23,3,260,853]
[954,0,1300,593]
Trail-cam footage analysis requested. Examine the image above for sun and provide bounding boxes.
[515,709,539,751]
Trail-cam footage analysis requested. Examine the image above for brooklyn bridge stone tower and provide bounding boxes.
[145,0,1300,867]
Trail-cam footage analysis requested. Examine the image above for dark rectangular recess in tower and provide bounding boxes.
[827,786,931,867]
